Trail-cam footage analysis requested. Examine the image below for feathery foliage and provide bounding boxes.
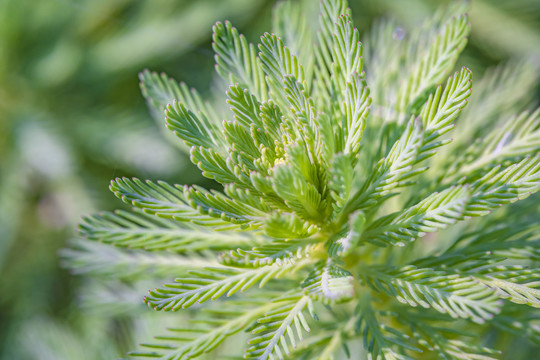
[70,1,540,359]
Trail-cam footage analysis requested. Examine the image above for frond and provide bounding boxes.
[436,60,540,181]
[331,14,363,94]
[271,147,328,222]
[344,116,425,213]
[190,146,240,184]
[491,306,540,346]
[457,108,540,175]
[355,296,421,360]
[415,67,472,162]
[109,177,254,228]
[79,209,260,251]
[130,298,280,360]
[221,239,318,267]
[283,76,322,155]
[165,100,222,149]
[313,0,347,105]
[139,70,222,135]
[363,186,471,247]
[263,212,318,239]
[396,15,470,116]
[456,59,540,143]
[259,32,305,108]
[245,293,315,360]
[185,185,267,225]
[344,68,471,214]
[395,309,500,360]
[340,73,371,157]
[226,84,266,130]
[61,239,216,280]
[213,21,267,100]
[466,155,540,216]
[362,265,502,323]
[435,222,540,265]
[473,266,540,308]
[272,0,315,81]
[363,18,404,123]
[328,153,355,211]
[145,259,314,311]
[301,261,354,303]
[326,210,365,257]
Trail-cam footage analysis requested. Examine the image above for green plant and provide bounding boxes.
[74,0,540,359]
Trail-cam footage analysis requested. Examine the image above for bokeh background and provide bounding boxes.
[0,0,539,359]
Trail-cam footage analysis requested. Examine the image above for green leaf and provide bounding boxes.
[109,178,242,228]
[458,108,540,175]
[221,238,318,267]
[362,265,502,323]
[185,185,267,226]
[165,100,220,149]
[79,209,260,252]
[272,162,326,223]
[61,239,216,280]
[313,0,348,105]
[328,153,355,210]
[415,67,472,163]
[344,116,425,213]
[395,309,500,360]
[263,212,318,239]
[190,146,240,184]
[259,32,305,108]
[332,14,363,94]
[396,15,470,114]
[363,18,405,122]
[466,155,540,216]
[226,84,265,130]
[327,210,365,257]
[363,186,471,247]
[301,261,354,303]
[145,260,314,311]
[245,293,314,360]
[272,0,315,82]
[340,72,371,157]
[345,68,472,215]
[474,266,540,308]
[222,120,263,172]
[130,298,281,359]
[260,99,287,144]
[213,21,267,101]
[456,59,540,145]
[139,70,222,132]
[355,295,421,360]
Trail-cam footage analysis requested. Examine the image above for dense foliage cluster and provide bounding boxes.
[75,0,540,359]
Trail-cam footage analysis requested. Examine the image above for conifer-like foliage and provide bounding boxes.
[74,1,540,359]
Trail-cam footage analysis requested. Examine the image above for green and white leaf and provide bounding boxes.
[396,15,470,116]
[473,266,540,308]
[466,155,540,216]
[213,21,267,100]
[301,261,354,303]
[245,293,315,360]
[130,298,281,360]
[363,186,471,247]
[331,14,363,94]
[79,209,261,252]
[145,259,314,311]
[355,296,421,360]
[362,265,502,323]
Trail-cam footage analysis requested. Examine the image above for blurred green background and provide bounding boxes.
[0,0,538,359]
